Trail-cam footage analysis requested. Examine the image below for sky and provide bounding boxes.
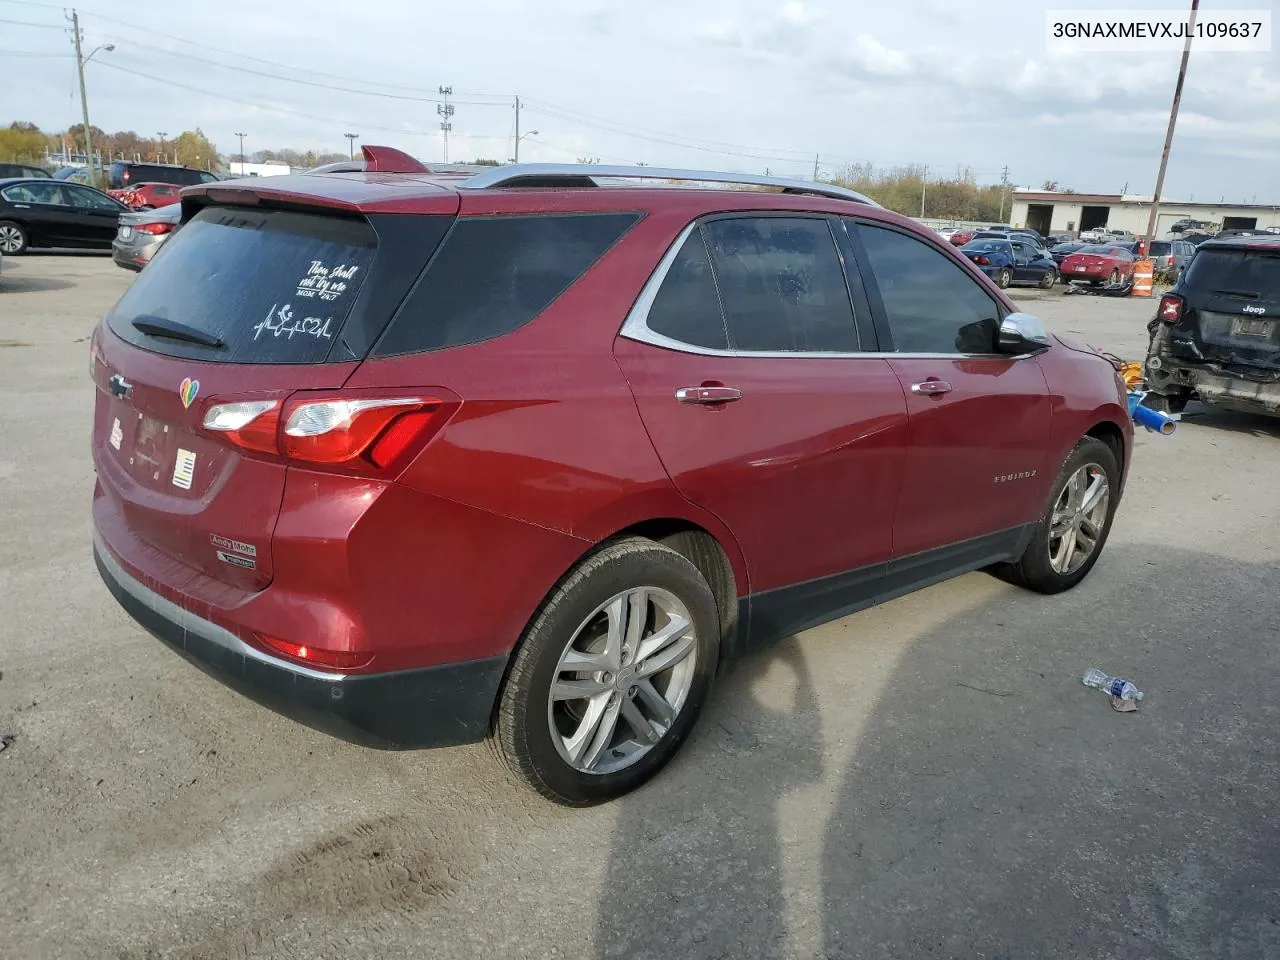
[4,0,1279,201]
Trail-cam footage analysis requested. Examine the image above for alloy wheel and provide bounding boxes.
[547,586,698,775]
[1048,463,1110,575]
[0,225,22,253]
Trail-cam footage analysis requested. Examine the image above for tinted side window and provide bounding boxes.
[702,217,857,352]
[68,186,121,211]
[646,230,729,349]
[856,223,1002,354]
[375,213,639,356]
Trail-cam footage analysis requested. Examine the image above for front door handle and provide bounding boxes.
[910,379,953,396]
[676,385,743,404]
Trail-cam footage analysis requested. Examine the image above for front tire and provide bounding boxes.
[496,538,720,805]
[995,437,1120,594]
[996,268,1012,289]
[0,220,28,255]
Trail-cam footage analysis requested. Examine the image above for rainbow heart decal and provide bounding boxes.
[179,377,200,409]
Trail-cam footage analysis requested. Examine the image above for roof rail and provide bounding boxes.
[457,163,880,206]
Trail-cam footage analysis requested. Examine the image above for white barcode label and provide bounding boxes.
[172,448,196,490]
[109,418,123,450]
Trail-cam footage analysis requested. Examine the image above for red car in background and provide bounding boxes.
[949,230,974,246]
[106,182,184,210]
[1060,244,1136,286]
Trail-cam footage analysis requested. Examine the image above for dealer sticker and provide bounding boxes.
[210,534,257,557]
[172,448,196,490]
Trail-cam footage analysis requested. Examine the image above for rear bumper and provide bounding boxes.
[1147,329,1280,417]
[111,240,153,271]
[93,534,506,748]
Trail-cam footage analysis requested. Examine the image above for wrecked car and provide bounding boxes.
[1144,235,1280,418]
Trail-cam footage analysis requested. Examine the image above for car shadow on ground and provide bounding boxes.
[0,273,76,293]
[595,543,1280,959]
[1178,404,1280,440]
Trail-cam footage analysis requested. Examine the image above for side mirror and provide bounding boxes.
[998,312,1052,354]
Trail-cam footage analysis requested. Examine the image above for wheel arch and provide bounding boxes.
[488,513,746,734]
[1085,418,1127,479]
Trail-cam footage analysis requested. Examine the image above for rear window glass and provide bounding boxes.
[963,240,1007,253]
[107,207,376,363]
[373,213,639,356]
[1184,248,1280,300]
[1147,242,1171,256]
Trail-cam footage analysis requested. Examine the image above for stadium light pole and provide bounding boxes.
[235,132,247,174]
[345,132,358,160]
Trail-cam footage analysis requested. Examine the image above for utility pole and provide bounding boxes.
[235,132,247,174]
[156,132,167,163]
[813,153,819,182]
[921,164,928,218]
[69,10,98,184]
[1144,0,1199,249]
[998,165,1010,222]
[514,96,521,164]
[437,86,454,164]
[344,132,358,160]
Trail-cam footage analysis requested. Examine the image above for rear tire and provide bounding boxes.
[993,437,1120,595]
[1039,269,1057,289]
[0,220,27,255]
[496,538,720,805]
[1108,269,1120,285]
[996,268,1012,289]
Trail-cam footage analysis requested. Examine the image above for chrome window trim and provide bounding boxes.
[620,220,1042,361]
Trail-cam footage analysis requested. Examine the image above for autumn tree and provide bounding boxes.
[0,121,48,164]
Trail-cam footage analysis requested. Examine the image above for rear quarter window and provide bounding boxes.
[372,212,639,356]
[107,207,377,363]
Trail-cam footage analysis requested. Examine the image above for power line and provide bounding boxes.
[70,8,512,103]
[0,47,71,56]
[0,15,61,28]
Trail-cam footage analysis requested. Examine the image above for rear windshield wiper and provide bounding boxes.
[1212,289,1261,300]
[130,314,225,348]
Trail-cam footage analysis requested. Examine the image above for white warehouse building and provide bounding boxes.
[1009,191,1280,238]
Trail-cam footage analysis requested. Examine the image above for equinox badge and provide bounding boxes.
[108,374,133,400]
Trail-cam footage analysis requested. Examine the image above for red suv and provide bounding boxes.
[91,148,1132,804]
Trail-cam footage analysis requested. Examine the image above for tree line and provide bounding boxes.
[827,163,1012,223]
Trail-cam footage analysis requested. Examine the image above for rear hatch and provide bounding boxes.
[92,197,453,590]
[1177,245,1280,375]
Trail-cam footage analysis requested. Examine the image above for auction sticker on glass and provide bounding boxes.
[1046,9,1271,52]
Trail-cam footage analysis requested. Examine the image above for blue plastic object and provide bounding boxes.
[1130,396,1177,434]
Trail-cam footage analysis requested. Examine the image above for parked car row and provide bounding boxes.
[0,161,214,260]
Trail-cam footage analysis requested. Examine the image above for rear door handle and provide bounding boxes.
[910,379,953,396]
[676,386,743,404]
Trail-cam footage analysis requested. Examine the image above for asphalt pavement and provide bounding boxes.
[2,256,1277,959]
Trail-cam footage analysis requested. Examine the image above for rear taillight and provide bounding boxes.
[973,255,990,265]
[134,222,173,235]
[202,400,280,454]
[256,634,374,671]
[1158,294,1183,324]
[200,394,453,472]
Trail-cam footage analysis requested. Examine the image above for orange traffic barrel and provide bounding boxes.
[1131,258,1154,298]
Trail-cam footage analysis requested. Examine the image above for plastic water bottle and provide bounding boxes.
[1082,668,1144,701]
